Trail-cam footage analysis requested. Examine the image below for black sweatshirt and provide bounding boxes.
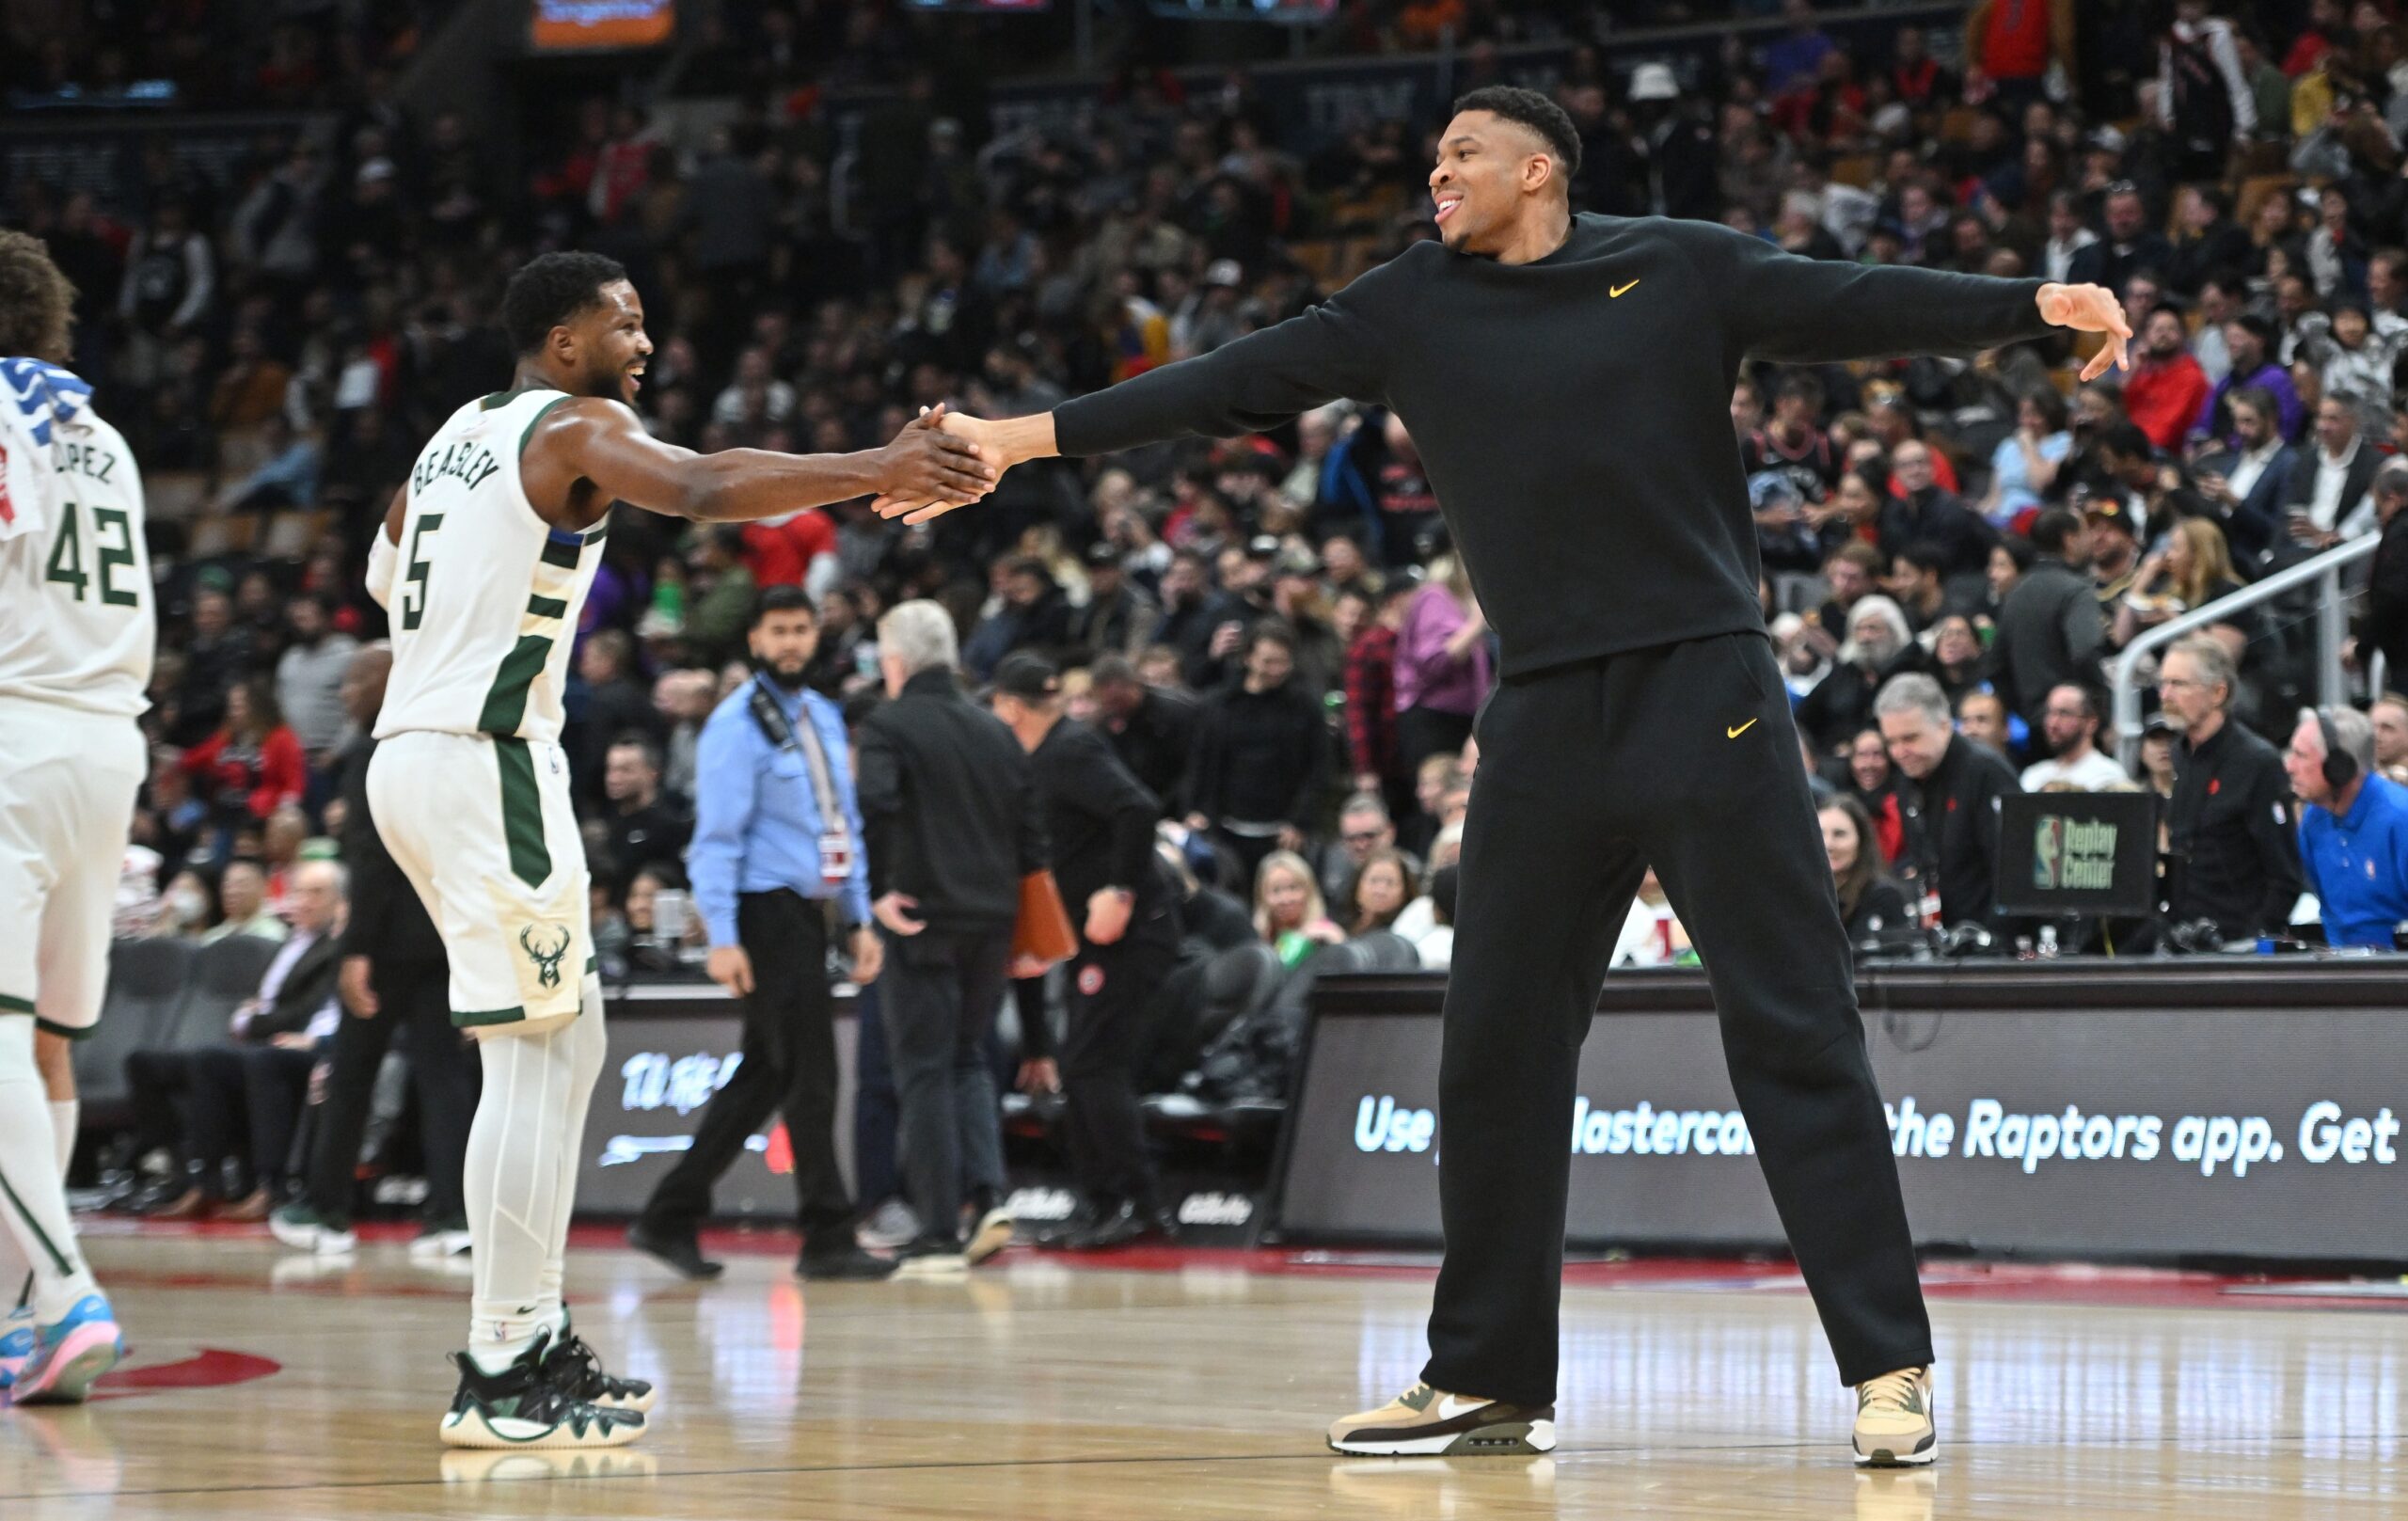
[1186,677,1330,828]
[855,668,1049,932]
[1028,717,1167,915]
[1054,214,2052,675]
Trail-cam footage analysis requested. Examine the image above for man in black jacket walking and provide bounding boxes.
[270,645,479,1257]
[855,601,1049,1272]
[874,87,2126,1463]
[990,654,1182,1249]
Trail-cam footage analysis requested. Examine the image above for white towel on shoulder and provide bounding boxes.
[0,356,95,543]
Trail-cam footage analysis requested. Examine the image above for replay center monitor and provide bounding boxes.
[1994,789,2159,920]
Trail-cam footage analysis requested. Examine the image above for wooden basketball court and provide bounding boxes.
[7,1225,2405,1519]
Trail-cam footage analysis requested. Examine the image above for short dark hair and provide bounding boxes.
[2032,507,2084,556]
[608,732,662,771]
[2228,384,2279,423]
[1452,86,1583,181]
[2226,311,2276,350]
[500,251,629,356]
[1246,617,1300,658]
[752,584,816,626]
[2098,420,2154,462]
[1896,542,1949,578]
[1091,653,1139,688]
[0,229,75,360]
[2021,385,2068,433]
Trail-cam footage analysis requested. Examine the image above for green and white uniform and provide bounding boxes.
[371,387,608,1025]
[0,374,151,1038]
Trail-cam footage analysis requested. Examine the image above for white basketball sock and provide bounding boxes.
[0,1096,73,1310]
[465,1017,580,1373]
[538,976,608,1318]
[51,1101,76,1180]
[0,1020,97,1323]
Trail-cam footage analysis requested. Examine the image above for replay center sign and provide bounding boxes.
[1273,967,2408,1263]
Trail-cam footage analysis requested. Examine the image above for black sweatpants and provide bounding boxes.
[1420,632,1929,1407]
[642,893,853,1243]
[301,955,479,1228]
[1058,907,1180,1212]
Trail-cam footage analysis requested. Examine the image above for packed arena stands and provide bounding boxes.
[14,0,2408,1222]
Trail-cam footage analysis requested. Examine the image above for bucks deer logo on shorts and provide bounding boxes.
[519,923,573,990]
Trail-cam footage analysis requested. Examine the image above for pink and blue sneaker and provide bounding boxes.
[0,1307,33,1392]
[9,1294,123,1405]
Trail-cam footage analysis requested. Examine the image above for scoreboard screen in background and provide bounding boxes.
[530,0,676,51]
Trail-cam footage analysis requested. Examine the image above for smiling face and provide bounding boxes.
[1819,805,1861,877]
[1430,111,1558,254]
[556,278,653,404]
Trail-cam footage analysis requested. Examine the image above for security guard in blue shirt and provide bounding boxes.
[629,587,895,1281]
[2286,705,2408,949]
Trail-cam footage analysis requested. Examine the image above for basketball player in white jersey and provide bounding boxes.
[367,251,992,1449]
[0,230,151,1403]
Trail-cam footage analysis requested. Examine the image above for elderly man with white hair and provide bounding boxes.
[1797,594,1924,754]
[852,600,1050,1274]
[2284,705,2408,949]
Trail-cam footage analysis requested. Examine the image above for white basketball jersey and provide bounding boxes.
[0,403,154,717]
[376,387,607,744]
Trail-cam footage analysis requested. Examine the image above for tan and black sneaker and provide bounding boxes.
[1328,1383,1556,1456]
[1852,1366,1936,1467]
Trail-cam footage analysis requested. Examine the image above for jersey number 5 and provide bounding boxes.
[43,499,138,607]
[402,513,445,631]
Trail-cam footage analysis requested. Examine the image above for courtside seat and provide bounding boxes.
[152,933,283,1054]
[72,938,197,1128]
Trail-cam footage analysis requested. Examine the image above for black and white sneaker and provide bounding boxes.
[544,1321,657,1414]
[438,1332,647,1449]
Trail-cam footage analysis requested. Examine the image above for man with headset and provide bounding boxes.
[2284,706,2408,949]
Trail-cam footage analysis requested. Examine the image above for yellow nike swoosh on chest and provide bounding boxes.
[1726,719,1758,738]
[1611,280,1640,297]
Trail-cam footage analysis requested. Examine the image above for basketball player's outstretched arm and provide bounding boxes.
[871,290,1391,523]
[523,399,995,531]
[1704,222,2131,380]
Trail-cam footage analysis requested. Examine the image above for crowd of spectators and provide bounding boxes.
[34,0,2408,1029]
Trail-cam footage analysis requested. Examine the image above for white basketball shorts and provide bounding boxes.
[0,696,146,1038]
[368,730,594,1027]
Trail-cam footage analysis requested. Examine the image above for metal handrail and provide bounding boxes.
[2111,534,2378,771]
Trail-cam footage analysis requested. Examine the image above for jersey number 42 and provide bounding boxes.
[43,499,139,607]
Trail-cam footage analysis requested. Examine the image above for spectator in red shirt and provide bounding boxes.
[1344,578,1416,808]
[180,675,307,836]
[2123,305,2211,451]
[1968,0,2073,100]
[741,506,838,592]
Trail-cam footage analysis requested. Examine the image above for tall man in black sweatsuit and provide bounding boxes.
[989,653,1183,1248]
[270,644,479,1256]
[876,87,2130,1464]
[855,601,1049,1270]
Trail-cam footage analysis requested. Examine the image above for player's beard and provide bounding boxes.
[762,657,811,691]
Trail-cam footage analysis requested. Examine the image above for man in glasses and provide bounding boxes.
[1319,793,1419,906]
[2157,632,2303,940]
